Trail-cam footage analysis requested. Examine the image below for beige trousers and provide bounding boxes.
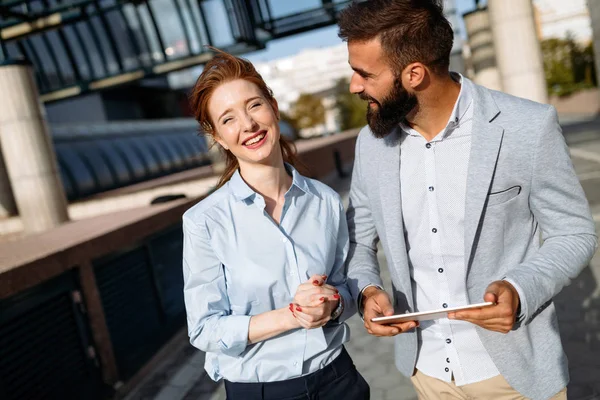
[410,369,567,400]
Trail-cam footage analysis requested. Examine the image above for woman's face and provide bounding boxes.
[208,79,281,168]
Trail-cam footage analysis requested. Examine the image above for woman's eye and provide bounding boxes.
[251,102,261,108]
[223,118,232,124]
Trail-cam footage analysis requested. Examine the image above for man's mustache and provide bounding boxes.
[358,92,380,106]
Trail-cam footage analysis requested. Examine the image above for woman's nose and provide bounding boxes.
[241,114,258,131]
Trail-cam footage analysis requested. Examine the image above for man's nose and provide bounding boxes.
[349,73,364,94]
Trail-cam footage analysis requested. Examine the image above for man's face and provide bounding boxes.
[348,39,417,138]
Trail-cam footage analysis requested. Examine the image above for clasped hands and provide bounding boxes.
[363,280,520,337]
[288,274,340,329]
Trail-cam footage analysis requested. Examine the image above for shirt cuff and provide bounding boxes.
[503,278,527,324]
[358,284,384,320]
[218,315,252,357]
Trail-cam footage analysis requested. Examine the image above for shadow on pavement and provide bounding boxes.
[555,264,600,400]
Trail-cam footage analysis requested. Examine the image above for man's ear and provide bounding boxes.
[404,62,426,89]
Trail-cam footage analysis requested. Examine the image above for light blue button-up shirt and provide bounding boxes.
[182,165,355,383]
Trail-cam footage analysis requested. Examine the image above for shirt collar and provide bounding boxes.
[229,163,315,202]
[401,72,472,138]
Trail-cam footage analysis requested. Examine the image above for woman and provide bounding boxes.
[182,49,370,399]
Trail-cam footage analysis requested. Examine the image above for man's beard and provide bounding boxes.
[360,80,417,139]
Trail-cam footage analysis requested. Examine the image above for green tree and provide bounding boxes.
[288,93,326,129]
[541,34,597,97]
[334,78,367,130]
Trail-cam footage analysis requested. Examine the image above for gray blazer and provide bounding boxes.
[346,77,598,400]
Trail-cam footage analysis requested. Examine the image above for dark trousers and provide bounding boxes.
[224,347,370,400]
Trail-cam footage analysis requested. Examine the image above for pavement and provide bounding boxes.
[121,117,600,400]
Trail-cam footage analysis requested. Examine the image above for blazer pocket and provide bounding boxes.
[487,185,521,207]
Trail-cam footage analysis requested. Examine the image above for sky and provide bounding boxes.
[245,0,485,63]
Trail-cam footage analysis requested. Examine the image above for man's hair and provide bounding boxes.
[338,0,454,75]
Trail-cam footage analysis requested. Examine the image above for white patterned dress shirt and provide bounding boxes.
[399,74,501,385]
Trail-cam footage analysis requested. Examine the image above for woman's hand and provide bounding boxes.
[290,274,340,329]
[293,274,339,306]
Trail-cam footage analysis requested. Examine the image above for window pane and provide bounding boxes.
[106,10,139,70]
[186,0,210,47]
[63,25,92,80]
[89,16,120,74]
[202,0,234,47]
[148,0,188,59]
[45,30,76,85]
[177,0,201,54]
[265,0,322,18]
[138,4,165,63]
[75,22,107,78]
[122,4,153,66]
[29,34,60,89]
[5,42,23,59]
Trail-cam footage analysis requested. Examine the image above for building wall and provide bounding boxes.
[534,0,592,42]
[45,93,108,124]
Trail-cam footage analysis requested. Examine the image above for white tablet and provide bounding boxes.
[371,302,496,324]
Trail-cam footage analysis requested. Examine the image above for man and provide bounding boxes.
[339,1,597,399]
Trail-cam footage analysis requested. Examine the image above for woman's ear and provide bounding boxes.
[270,98,280,120]
[214,135,229,151]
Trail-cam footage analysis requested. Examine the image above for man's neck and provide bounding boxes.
[405,74,462,142]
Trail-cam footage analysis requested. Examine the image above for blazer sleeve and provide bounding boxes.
[346,129,385,304]
[182,214,251,357]
[503,106,598,324]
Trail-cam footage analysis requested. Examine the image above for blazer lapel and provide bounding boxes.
[464,82,504,268]
[377,129,407,273]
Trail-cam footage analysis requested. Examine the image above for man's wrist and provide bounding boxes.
[362,285,383,300]
[358,284,384,318]
[502,279,523,323]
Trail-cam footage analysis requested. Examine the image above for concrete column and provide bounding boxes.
[0,60,69,233]
[0,151,17,218]
[588,0,600,104]
[463,7,503,91]
[444,0,466,75]
[488,0,548,103]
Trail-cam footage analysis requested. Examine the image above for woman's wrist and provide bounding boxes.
[280,306,300,330]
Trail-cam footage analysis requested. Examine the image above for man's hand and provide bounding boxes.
[362,286,418,336]
[449,280,520,334]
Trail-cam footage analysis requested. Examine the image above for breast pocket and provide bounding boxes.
[487,185,521,207]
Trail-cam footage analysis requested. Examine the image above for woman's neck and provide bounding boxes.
[239,158,292,203]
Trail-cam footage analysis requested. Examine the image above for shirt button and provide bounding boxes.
[442,303,448,308]
[446,338,452,344]
[428,186,434,192]
[282,237,288,243]
[438,268,444,273]
[293,361,298,366]
[445,367,450,372]
[446,358,450,363]
[432,228,437,233]
[425,143,432,149]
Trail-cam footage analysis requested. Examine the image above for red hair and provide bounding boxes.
[189,48,304,188]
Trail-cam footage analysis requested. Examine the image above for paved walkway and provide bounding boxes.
[123,120,600,400]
